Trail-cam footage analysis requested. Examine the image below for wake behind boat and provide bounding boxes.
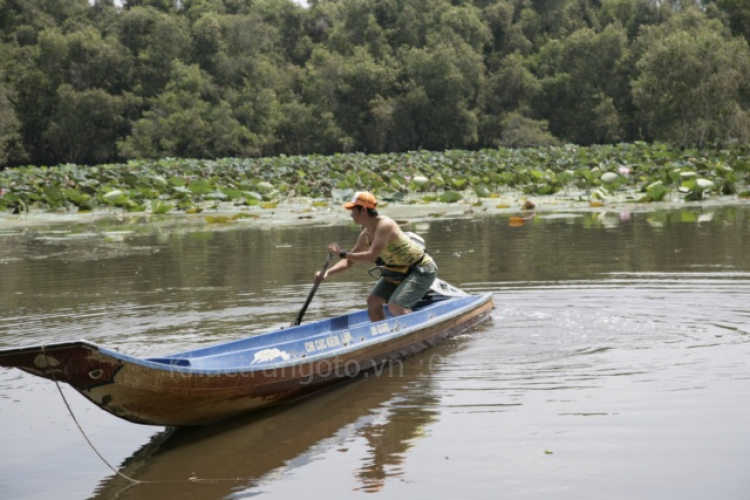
[0,280,493,426]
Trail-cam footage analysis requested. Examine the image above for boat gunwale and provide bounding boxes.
[110,293,493,374]
[179,292,493,372]
[0,293,493,377]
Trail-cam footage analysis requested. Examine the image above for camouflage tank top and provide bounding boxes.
[367,224,432,274]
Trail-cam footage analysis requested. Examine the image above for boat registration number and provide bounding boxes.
[304,331,354,353]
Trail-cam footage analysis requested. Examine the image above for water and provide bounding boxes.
[1,205,749,499]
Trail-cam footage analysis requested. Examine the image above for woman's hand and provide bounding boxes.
[314,270,328,282]
[328,242,342,255]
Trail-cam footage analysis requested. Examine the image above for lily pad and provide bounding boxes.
[601,172,619,184]
[439,191,462,203]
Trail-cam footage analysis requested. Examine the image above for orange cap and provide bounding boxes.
[343,191,377,210]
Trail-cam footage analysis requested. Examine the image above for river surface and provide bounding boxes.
[1,204,749,500]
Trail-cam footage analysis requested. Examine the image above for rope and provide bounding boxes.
[39,343,249,488]
[40,343,141,485]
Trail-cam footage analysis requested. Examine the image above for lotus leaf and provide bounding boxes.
[243,191,263,201]
[43,186,65,208]
[123,174,139,187]
[222,189,242,200]
[63,189,95,209]
[103,190,124,202]
[189,180,212,195]
[591,187,610,200]
[230,213,258,220]
[151,176,168,187]
[205,191,228,200]
[412,175,429,187]
[204,215,231,223]
[151,200,173,214]
[439,191,462,203]
[601,172,619,185]
[696,179,714,191]
[646,181,669,201]
[668,169,683,183]
[474,185,490,198]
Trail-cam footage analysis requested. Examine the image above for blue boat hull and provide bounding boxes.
[0,291,493,426]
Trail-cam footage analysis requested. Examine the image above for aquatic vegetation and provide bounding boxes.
[1,143,748,214]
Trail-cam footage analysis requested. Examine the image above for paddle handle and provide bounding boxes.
[291,252,334,326]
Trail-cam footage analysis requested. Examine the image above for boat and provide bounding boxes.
[92,349,445,497]
[0,280,493,426]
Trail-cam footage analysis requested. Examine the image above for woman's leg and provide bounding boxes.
[388,263,437,316]
[368,278,397,322]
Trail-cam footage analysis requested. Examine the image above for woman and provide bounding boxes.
[317,191,437,322]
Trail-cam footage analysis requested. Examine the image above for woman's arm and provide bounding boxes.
[319,229,369,279]
[333,219,397,264]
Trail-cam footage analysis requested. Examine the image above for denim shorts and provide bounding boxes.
[370,260,438,309]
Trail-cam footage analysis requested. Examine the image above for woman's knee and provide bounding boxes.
[387,301,410,316]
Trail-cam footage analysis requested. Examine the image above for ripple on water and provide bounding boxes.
[428,274,749,418]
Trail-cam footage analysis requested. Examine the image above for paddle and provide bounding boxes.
[291,252,334,327]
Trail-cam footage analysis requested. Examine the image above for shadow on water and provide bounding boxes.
[89,338,462,500]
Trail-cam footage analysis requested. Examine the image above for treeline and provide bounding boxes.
[0,0,749,168]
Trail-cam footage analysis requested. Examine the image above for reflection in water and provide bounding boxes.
[1,205,750,499]
[355,395,438,493]
[90,344,447,500]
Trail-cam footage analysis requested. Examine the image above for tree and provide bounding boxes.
[119,61,257,159]
[632,9,750,145]
[479,53,542,146]
[300,46,395,152]
[499,112,559,148]
[274,101,348,155]
[2,36,60,165]
[323,0,390,57]
[44,84,129,164]
[482,0,515,60]
[533,24,631,144]
[389,41,484,151]
[716,0,750,43]
[599,0,671,40]
[0,80,25,166]
[63,27,134,94]
[116,6,191,98]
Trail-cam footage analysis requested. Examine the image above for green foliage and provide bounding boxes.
[45,85,129,164]
[499,113,559,148]
[1,0,750,168]
[533,24,631,144]
[2,143,748,213]
[717,0,750,43]
[632,8,750,147]
[0,80,24,165]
